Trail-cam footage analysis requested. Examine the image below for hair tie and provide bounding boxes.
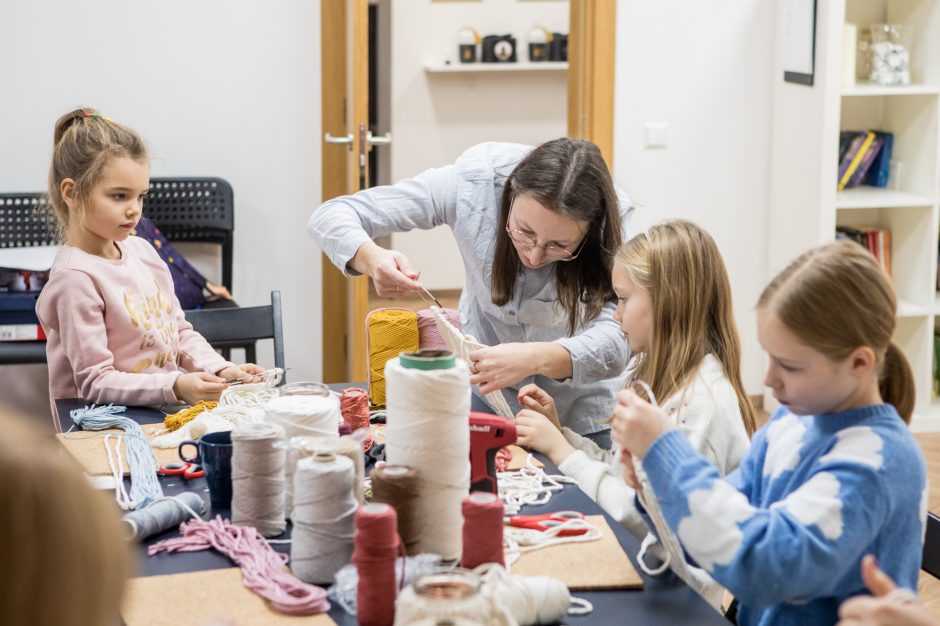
[81,111,112,122]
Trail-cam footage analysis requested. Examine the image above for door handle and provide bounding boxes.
[367,131,392,146]
[324,132,354,146]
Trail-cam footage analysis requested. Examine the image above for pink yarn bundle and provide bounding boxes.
[148,516,330,615]
[417,307,461,350]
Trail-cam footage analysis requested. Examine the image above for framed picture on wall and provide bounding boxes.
[784,0,817,85]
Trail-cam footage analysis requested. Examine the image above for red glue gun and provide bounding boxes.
[469,411,517,494]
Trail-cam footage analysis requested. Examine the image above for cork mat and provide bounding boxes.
[122,568,337,626]
[56,423,179,476]
[505,444,544,470]
[507,515,643,590]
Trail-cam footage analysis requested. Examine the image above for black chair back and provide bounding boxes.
[923,512,940,578]
[184,291,285,380]
[144,178,234,289]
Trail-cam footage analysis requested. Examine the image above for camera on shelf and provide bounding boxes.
[481,34,517,63]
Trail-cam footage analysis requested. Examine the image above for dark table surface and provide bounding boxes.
[57,395,726,626]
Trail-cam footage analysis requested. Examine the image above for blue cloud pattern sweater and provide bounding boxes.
[642,404,927,626]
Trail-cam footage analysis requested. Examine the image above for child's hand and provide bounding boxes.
[611,388,673,459]
[217,363,266,384]
[837,555,930,625]
[515,408,575,466]
[205,282,232,299]
[517,383,561,429]
[173,372,227,405]
[620,449,642,491]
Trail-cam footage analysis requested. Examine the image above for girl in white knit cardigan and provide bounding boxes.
[514,219,755,610]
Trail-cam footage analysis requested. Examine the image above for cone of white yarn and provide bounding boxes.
[290,452,356,584]
[384,353,470,561]
[265,394,341,518]
[231,422,287,537]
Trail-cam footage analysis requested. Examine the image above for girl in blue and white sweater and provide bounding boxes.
[613,239,928,626]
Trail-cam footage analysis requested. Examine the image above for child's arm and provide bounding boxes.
[175,307,234,376]
[641,429,889,608]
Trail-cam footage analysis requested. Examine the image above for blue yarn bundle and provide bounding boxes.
[71,404,163,509]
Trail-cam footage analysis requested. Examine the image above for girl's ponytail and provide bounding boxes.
[881,341,915,423]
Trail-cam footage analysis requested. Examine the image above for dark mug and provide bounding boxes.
[179,431,233,510]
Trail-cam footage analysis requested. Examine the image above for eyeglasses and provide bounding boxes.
[505,200,589,262]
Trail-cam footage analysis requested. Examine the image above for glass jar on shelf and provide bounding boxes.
[868,23,912,86]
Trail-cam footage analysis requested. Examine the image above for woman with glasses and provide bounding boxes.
[308,138,635,447]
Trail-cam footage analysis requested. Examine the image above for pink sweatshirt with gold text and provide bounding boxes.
[36,236,231,430]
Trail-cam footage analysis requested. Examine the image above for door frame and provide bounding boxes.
[319,0,617,383]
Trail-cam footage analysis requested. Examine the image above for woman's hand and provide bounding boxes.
[517,383,561,429]
[610,388,673,459]
[352,242,422,298]
[469,343,544,394]
[837,555,934,626]
[515,408,575,466]
[173,372,227,405]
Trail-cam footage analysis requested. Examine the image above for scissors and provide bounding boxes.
[158,461,205,479]
[226,367,290,386]
[507,510,588,536]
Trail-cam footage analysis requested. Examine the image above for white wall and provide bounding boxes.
[613,0,776,393]
[388,0,569,290]
[0,0,322,422]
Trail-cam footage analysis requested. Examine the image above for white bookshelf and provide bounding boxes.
[769,0,940,429]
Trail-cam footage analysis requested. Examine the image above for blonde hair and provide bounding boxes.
[43,107,148,242]
[758,239,915,422]
[0,409,131,626]
[619,220,757,436]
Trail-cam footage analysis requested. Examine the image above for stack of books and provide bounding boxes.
[836,226,891,275]
[837,130,894,191]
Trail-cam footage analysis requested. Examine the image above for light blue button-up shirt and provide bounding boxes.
[308,142,636,435]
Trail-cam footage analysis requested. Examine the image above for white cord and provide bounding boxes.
[104,433,133,510]
[503,518,603,568]
[497,455,577,515]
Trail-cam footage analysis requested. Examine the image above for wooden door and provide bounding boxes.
[319,0,616,383]
[321,0,370,383]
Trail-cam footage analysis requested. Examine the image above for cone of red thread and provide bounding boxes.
[461,492,504,569]
[340,387,373,452]
[353,503,399,626]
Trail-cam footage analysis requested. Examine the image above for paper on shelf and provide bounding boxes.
[0,246,60,271]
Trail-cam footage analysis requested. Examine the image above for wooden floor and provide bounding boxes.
[916,432,940,616]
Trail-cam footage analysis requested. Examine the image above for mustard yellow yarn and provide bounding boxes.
[367,309,419,407]
[163,400,218,432]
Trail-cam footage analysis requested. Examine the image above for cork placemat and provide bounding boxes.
[507,514,643,590]
[56,423,179,476]
[122,568,337,626]
[505,444,544,471]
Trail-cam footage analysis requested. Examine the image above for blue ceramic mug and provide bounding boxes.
[179,431,233,510]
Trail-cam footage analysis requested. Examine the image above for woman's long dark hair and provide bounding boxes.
[491,138,623,335]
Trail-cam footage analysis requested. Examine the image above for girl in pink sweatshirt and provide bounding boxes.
[36,108,263,430]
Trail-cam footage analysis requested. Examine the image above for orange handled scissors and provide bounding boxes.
[158,461,205,480]
[507,510,588,536]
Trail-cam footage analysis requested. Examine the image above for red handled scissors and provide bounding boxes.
[158,461,205,479]
[507,510,588,537]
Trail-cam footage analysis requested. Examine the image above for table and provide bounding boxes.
[57,398,727,626]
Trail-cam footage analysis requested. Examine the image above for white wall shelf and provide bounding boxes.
[836,188,936,209]
[424,61,568,73]
[898,300,929,317]
[843,84,940,97]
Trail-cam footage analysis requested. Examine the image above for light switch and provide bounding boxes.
[644,122,668,149]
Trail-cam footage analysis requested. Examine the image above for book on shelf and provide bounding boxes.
[0,323,45,342]
[836,226,891,275]
[836,130,892,191]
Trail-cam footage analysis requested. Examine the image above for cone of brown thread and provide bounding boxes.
[370,464,421,555]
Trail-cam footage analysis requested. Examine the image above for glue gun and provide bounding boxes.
[469,411,517,494]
